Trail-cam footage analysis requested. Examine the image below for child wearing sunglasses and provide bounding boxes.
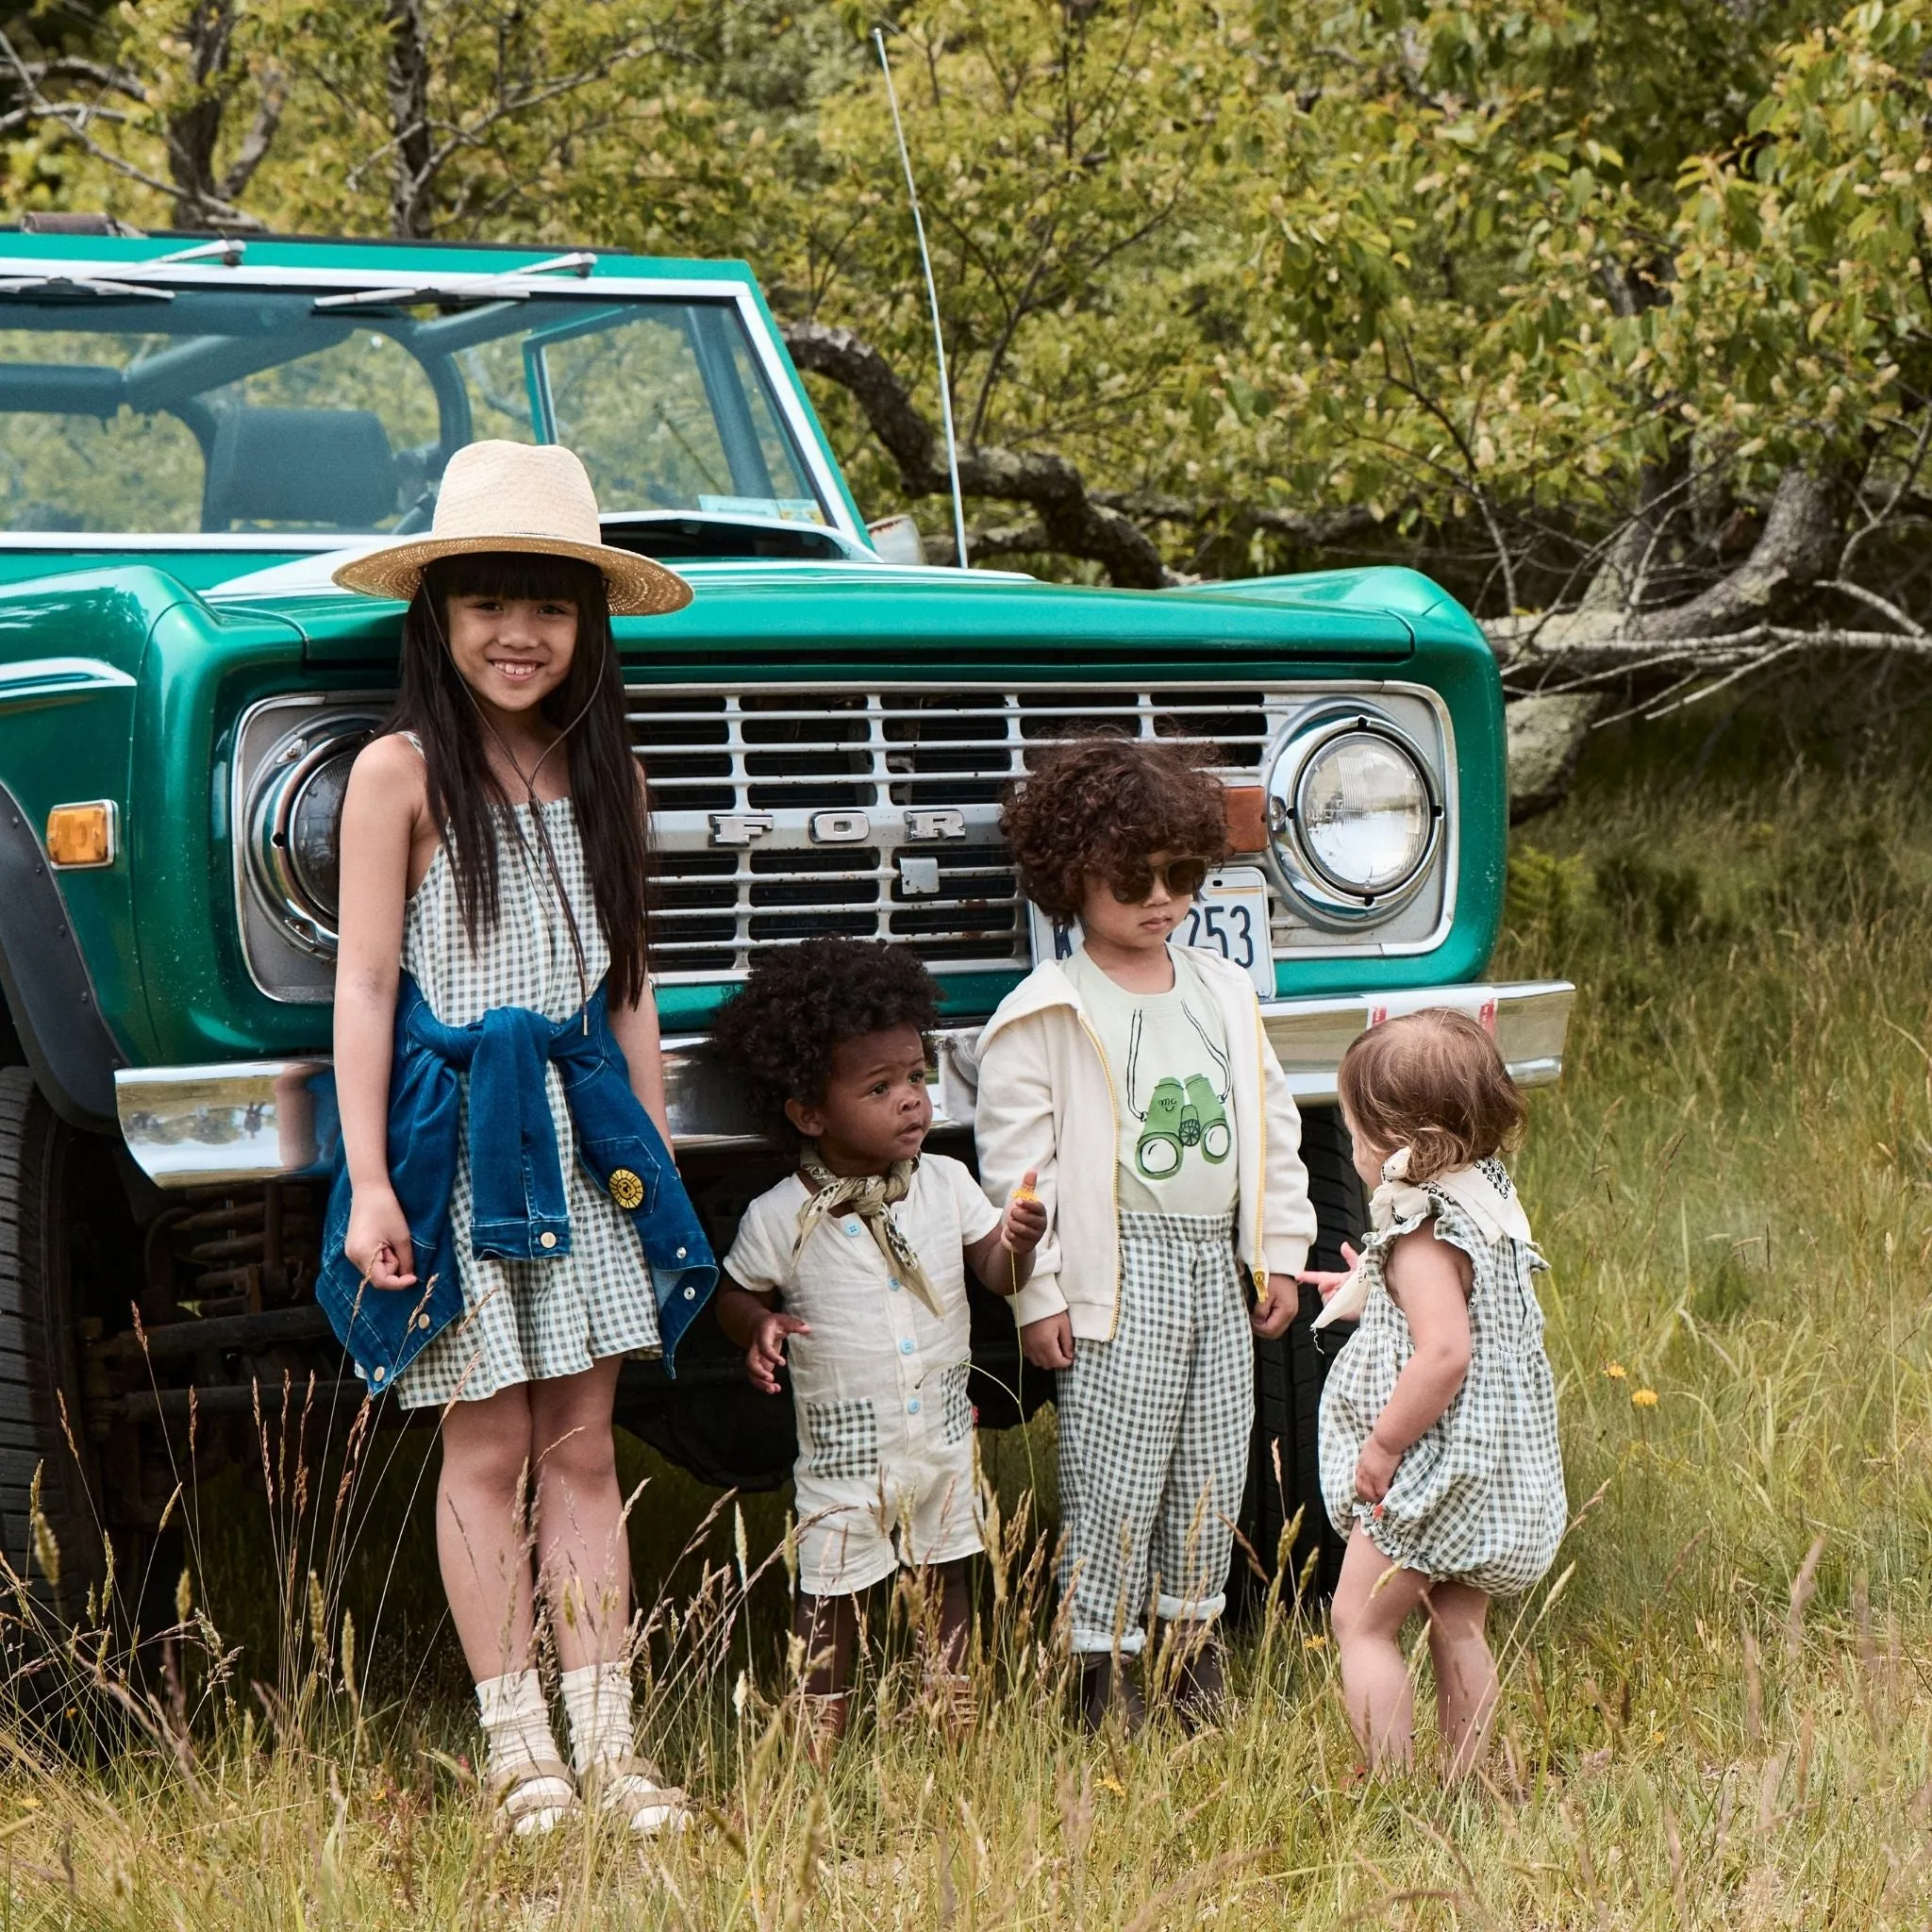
[958,737,1316,1730]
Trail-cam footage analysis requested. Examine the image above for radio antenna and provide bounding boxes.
[874,27,969,570]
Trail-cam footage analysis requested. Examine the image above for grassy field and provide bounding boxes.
[9,720,1932,1926]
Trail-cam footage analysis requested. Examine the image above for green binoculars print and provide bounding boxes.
[1125,1007,1233,1183]
[1136,1073,1232,1178]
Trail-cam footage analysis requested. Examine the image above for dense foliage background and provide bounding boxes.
[5,0,1932,659]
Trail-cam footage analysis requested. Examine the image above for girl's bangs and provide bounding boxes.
[426,550,605,606]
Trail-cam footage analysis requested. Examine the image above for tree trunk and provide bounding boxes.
[386,0,433,241]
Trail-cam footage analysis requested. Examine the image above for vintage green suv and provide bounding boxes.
[0,223,1572,1607]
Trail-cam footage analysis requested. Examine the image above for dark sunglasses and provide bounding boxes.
[1108,855,1212,904]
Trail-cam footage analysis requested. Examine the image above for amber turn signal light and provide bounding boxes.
[45,801,117,869]
[1222,784,1267,855]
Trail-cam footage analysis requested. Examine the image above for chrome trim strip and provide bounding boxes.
[114,980,1575,1184]
[0,657,139,706]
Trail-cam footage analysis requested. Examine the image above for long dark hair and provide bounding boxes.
[383,549,653,1010]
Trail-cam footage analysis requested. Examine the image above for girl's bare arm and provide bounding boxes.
[1374,1226,1474,1450]
[1354,1224,1474,1500]
[608,976,671,1146]
[608,762,674,1145]
[333,736,425,1286]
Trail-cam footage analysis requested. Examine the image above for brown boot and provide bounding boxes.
[1078,1656,1146,1736]
[1170,1628,1227,1734]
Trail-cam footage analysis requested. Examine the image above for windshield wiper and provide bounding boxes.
[0,274,174,303]
[311,284,528,314]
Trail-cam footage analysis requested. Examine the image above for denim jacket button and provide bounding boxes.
[539,1231,558,1250]
[372,1365,386,1384]
[675,1246,687,1260]
[416,1312,431,1331]
[682,1284,696,1301]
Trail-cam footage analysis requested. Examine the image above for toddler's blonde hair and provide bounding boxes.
[1337,1008,1526,1183]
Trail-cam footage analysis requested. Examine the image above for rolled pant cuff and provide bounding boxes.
[1072,1626,1146,1657]
[1154,1591,1224,1624]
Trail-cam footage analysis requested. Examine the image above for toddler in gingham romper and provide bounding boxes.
[1307,1008,1566,1781]
[961,737,1316,1731]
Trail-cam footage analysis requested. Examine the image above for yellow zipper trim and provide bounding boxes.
[1073,1006,1125,1342]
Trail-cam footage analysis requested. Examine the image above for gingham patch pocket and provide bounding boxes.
[940,1362,974,1445]
[803,1398,878,1481]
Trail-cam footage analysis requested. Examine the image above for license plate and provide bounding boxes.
[1177,867,1274,995]
[1025,865,1275,996]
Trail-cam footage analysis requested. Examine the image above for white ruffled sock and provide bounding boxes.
[558,1659,635,1774]
[476,1667,565,1775]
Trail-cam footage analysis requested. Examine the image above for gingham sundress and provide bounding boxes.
[1317,1177,1565,1594]
[391,795,661,1409]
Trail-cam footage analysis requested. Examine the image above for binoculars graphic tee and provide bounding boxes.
[1064,946,1240,1217]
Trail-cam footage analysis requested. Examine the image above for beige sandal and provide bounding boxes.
[799,1690,851,1772]
[489,1755,578,1837]
[583,1754,689,1835]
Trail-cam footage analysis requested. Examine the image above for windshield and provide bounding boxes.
[0,284,826,537]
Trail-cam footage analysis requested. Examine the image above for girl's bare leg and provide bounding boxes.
[1329,1525,1434,1772]
[1424,1580,1498,1779]
[931,1558,973,1674]
[527,1357,632,1670]
[437,1381,540,1680]
[796,1590,859,1700]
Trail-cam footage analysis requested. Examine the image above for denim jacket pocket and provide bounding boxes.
[575,1130,665,1217]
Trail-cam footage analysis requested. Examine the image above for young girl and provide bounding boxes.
[708,940,1045,1748]
[1306,1009,1565,1779]
[964,736,1316,1731]
[321,441,717,1835]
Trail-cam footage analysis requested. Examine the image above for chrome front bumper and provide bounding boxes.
[113,979,1576,1189]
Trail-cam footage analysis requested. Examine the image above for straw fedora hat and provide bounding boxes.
[332,441,691,617]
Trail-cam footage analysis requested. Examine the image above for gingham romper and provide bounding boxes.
[1318,1176,1565,1595]
[391,796,660,1409]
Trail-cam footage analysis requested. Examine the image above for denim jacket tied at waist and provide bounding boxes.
[319,974,717,1392]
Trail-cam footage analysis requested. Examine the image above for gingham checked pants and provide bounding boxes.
[1056,1211,1253,1656]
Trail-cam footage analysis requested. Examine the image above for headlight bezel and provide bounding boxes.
[234,696,385,999]
[1263,709,1443,927]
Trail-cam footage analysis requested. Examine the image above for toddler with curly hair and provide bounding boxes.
[709,939,1045,1748]
[961,736,1316,1731]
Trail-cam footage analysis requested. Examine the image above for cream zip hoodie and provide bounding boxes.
[946,945,1317,1340]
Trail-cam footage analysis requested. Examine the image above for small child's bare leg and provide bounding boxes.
[795,1589,858,1757]
[1330,1525,1433,1772]
[1424,1579,1498,1780]
[931,1558,973,1674]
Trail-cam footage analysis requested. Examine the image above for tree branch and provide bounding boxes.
[781,319,1171,587]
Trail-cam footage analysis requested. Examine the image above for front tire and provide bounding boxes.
[1240,1104,1364,1606]
[0,1068,108,1623]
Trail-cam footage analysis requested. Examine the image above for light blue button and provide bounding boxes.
[843,1221,862,1237]
[889,1276,903,1291]
[907,1398,922,1415]
[899,1338,914,1356]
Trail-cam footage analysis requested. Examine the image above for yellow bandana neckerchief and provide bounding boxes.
[793,1147,941,1316]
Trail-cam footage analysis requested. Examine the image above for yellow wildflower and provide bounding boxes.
[1603,1362,1627,1380]
[1097,1774,1126,1797]
[1304,1634,1327,1650]
[1632,1388,1658,1408]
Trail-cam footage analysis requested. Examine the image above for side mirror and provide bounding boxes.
[866,513,925,566]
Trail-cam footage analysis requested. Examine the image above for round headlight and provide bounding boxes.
[1264,713,1441,923]
[1296,731,1434,896]
[245,715,378,954]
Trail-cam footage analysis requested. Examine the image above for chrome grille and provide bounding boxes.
[634,686,1277,981]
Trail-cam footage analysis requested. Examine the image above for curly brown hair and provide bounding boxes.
[1338,1009,1527,1183]
[1000,736,1230,919]
[708,939,941,1143]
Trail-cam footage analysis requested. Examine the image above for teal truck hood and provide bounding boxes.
[205,558,1423,665]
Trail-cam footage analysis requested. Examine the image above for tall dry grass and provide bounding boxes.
[8,724,1932,1925]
